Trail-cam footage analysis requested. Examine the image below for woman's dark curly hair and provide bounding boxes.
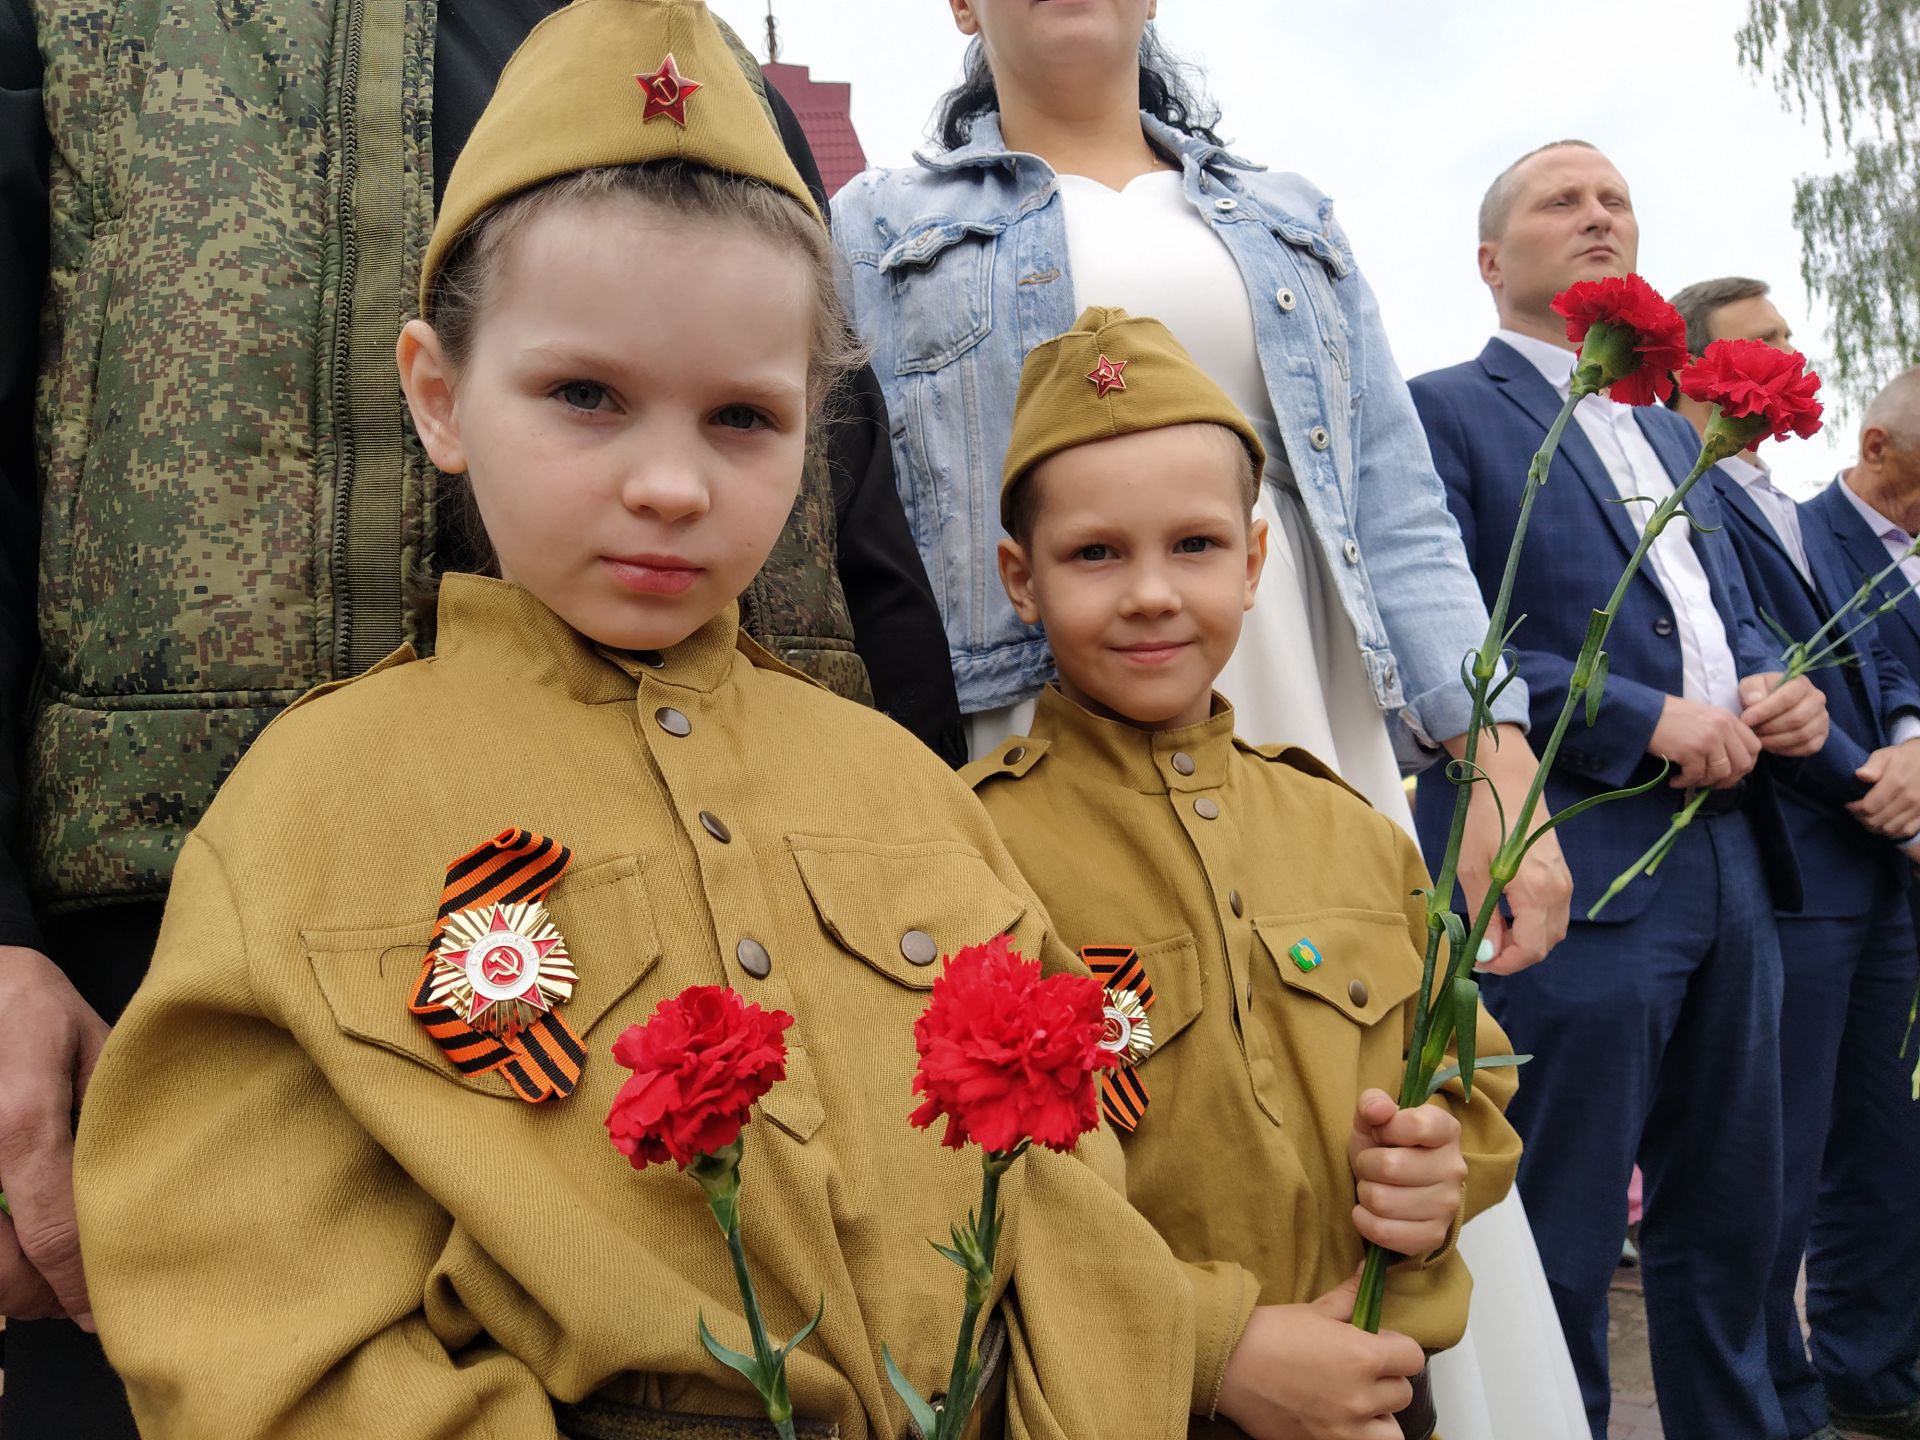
[933,26,1224,152]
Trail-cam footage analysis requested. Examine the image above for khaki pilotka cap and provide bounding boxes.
[420,0,821,313]
[1000,305,1268,531]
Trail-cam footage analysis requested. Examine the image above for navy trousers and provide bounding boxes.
[1771,890,1920,1434]
[1485,810,1786,1440]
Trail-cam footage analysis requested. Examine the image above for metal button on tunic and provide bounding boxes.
[1171,752,1196,777]
[699,812,731,843]
[656,707,692,737]
[900,930,939,966]
[1229,889,1244,918]
[736,938,772,979]
[1194,798,1220,821]
[1005,746,1026,766]
[634,650,666,669]
[1348,979,1370,1007]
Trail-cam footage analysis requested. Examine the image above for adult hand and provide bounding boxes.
[1649,695,1760,789]
[0,945,108,1328]
[1347,1089,1468,1259]
[1739,673,1828,757]
[1215,1272,1424,1440]
[1445,725,1569,975]
[1851,740,1920,839]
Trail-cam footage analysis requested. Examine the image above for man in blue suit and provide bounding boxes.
[1408,141,1831,1440]
[1673,280,1920,1440]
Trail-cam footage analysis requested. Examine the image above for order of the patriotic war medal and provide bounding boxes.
[428,899,576,1040]
[1100,987,1154,1066]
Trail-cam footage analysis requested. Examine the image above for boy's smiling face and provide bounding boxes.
[998,424,1267,732]
[399,196,814,652]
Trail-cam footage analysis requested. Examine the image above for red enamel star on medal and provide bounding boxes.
[429,899,577,1038]
[636,53,701,126]
[1087,354,1129,398]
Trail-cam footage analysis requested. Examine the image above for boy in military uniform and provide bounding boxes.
[966,308,1523,1440]
[67,8,1199,1438]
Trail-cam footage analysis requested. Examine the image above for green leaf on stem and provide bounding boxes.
[1669,507,1721,537]
[883,1345,942,1439]
[698,1313,769,1390]
[1451,977,1480,1101]
[1527,763,1671,844]
[1585,651,1610,727]
[1427,1053,1532,1099]
[778,1296,826,1365]
[931,1241,969,1269]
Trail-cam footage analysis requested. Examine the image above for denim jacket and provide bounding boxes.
[832,114,1525,760]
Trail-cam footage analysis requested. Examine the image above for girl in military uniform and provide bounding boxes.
[68,5,1198,1437]
[966,308,1524,1440]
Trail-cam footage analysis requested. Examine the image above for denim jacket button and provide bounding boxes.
[1310,426,1332,451]
[1214,197,1239,212]
[1343,539,1361,565]
[1275,287,1297,312]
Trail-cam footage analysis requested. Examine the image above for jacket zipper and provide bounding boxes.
[328,0,409,675]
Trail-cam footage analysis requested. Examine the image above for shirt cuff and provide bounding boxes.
[1183,1258,1261,1419]
[1891,714,1920,749]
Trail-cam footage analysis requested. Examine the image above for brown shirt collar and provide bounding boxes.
[1028,684,1239,795]
[434,574,748,702]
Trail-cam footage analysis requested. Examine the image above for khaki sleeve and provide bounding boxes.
[72,834,557,1440]
[1396,838,1522,1270]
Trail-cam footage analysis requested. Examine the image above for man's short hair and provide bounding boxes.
[1669,277,1770,360]
[1478,139,1599,243]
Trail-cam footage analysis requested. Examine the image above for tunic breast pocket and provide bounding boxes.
[879,220,999,376]
[786,833,1039,988]
[303,854,664,1100]
[1252,909,1421,1103]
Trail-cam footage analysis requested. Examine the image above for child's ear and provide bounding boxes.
[1244,515,1269,613]
[397,319,468,476]
[997,536,1043,625]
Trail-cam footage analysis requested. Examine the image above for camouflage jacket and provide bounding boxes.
[29,0,869,915]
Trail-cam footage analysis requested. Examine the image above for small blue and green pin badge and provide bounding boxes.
[1288,939,1324,973]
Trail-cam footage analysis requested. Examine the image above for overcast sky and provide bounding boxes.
[711,0,1861,497]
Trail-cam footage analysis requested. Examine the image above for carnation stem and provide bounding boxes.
[1356,395,1731,1332]
[698,1150,800,1440]
[935,1155,1007,1440]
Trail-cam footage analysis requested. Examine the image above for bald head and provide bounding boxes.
[1864,366,1920,449]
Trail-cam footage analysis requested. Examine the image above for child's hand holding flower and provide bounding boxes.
[1346,1090,1468,1261]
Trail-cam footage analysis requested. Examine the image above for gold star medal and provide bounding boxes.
[428,898,577,1041]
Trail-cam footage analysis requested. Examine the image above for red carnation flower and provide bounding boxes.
[607,986,793,1170]
[1552,275,1690,406]
[908,936,1115,1155]
[1677,339,1824,446]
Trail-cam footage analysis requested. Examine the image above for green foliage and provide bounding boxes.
[1740,0,1920,404]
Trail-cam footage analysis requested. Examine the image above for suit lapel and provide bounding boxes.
[1480,341,1644,562]
[1713,466,1820,605]
[1817,481,1920,658]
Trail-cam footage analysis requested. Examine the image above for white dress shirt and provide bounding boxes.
[1719,454,1813,585]
[1497,330,1743,713]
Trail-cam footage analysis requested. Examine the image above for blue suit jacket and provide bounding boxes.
[1709,467,1919,916]
[1806,477,1920,684]
[1408,339,1800,922]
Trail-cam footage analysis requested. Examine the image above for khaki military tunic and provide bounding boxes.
[72,578,1196,1440]
[966,688,1521,1422]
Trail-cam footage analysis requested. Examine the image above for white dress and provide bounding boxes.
[969,170,1587,1440]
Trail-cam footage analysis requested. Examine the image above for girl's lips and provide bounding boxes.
[604,557,703,596]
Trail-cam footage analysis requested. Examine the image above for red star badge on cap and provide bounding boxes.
[1087,354,1129,398]
[636,53,701,126]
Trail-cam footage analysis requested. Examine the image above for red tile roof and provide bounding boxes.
[764,62,869,199]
